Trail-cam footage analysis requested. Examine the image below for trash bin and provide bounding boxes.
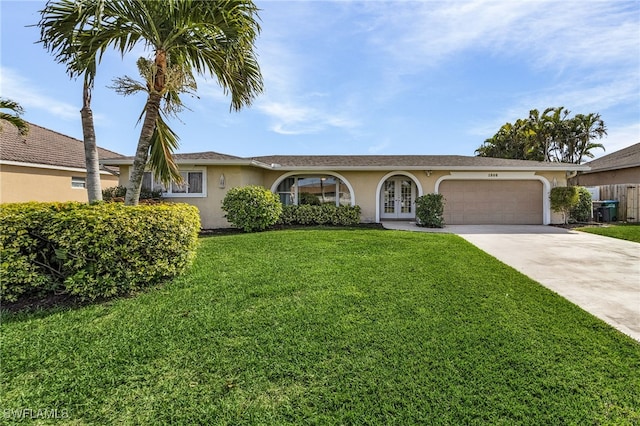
[601,200,619,222]
[598,206,611,222]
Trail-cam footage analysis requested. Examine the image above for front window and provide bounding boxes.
[140,169,206,197]
[276,175,351,206]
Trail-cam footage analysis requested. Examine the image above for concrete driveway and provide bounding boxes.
[382,222,640,342]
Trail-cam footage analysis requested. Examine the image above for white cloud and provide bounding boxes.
[0,67,79,120]
[251,11,364,136]
[365,1,638,72]
[257,100,359,135]
[594,123,640,159]
[368,139,391,154]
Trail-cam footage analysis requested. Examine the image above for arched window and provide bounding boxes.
[276,175,352,206]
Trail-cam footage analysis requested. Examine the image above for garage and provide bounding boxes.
[439,180,543,225]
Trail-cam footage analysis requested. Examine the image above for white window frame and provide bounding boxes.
[134,167,207,198]
[71,176,86,189]
[273,173,354,207]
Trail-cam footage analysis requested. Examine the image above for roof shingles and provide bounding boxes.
[250,154,584,169]
[0,121,123,171]
[583,143,640,173]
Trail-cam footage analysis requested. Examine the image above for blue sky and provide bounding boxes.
[1,1,638,159]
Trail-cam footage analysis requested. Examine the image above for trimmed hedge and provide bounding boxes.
[0,202,200,302]
[277,204,361,226]
[415,194,445,228]
[222,186,283,232]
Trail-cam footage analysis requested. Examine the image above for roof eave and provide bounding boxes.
[1,160,119,175]
[267,165,590,172]
[100,158,590,172]
[100,158,262,167]
[579,163,640,174]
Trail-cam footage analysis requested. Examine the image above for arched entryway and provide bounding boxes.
[377,173,421,221]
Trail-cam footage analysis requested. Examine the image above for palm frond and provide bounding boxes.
[0,98,29,135]
[149,113,182,187]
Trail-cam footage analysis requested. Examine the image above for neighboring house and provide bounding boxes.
[571,143,640,186]
[0,121,122,203]
[103,152,588,229]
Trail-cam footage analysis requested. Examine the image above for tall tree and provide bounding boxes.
[0,98,29,136]
[40,0,263,205]
[38,0,104,203]
[477,107,606,164]
[569,113,607,164]
[110,57,197,187]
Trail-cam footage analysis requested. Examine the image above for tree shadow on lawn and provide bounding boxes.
[0,284,163,323]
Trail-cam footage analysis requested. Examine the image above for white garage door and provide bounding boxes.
[439,180,543,225]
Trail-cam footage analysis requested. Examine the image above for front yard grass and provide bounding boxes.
[576,223,640,243]
[2,229,639,424]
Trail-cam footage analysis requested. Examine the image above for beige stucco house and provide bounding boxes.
[0,121,122,203]
[103,151,589,229]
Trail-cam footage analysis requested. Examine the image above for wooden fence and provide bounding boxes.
[596,184,639,222]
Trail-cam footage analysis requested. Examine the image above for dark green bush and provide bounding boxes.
[221,186,282,232]
[415,194,445,228]
[277,204,361,226]
[570,187,592,223]
[103,185,163,202]
[0,202,200,302]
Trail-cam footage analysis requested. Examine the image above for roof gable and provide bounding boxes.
[0,120,124,171]
[583,143,640,173]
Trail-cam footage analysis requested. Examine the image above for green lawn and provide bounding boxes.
[2,229,639,424]
[576,223,640,243]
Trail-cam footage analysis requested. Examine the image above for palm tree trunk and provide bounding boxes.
[81,83,103,203]
[125,92,163,205]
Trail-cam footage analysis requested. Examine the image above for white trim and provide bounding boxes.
[434,171,552,225]
[0,160,116,175]
[375,171,424,222]
[270,171,356,206]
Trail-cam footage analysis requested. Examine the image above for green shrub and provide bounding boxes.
[415,194,445,228]
[570,187,592,223]
[103,185,163,202]
[550,186,580,224]
[299,192,321,205]
[331,205,361,226]
[0,203,59,301]
[0,202,200,302]
[276,204,361,226]
[278,204,297,226]
[222,186,282,232]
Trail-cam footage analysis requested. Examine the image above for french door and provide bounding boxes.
[381,177,416,219]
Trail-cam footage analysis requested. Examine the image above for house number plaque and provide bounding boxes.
[488,173,498,177]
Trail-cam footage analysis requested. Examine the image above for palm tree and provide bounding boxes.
[38,0,104,203]
[0,98,29,136]
[111,56,197,187]
[571,113,607,164]
[541,106,571,162]
[479,107,607,164]
[41,0,263,205]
